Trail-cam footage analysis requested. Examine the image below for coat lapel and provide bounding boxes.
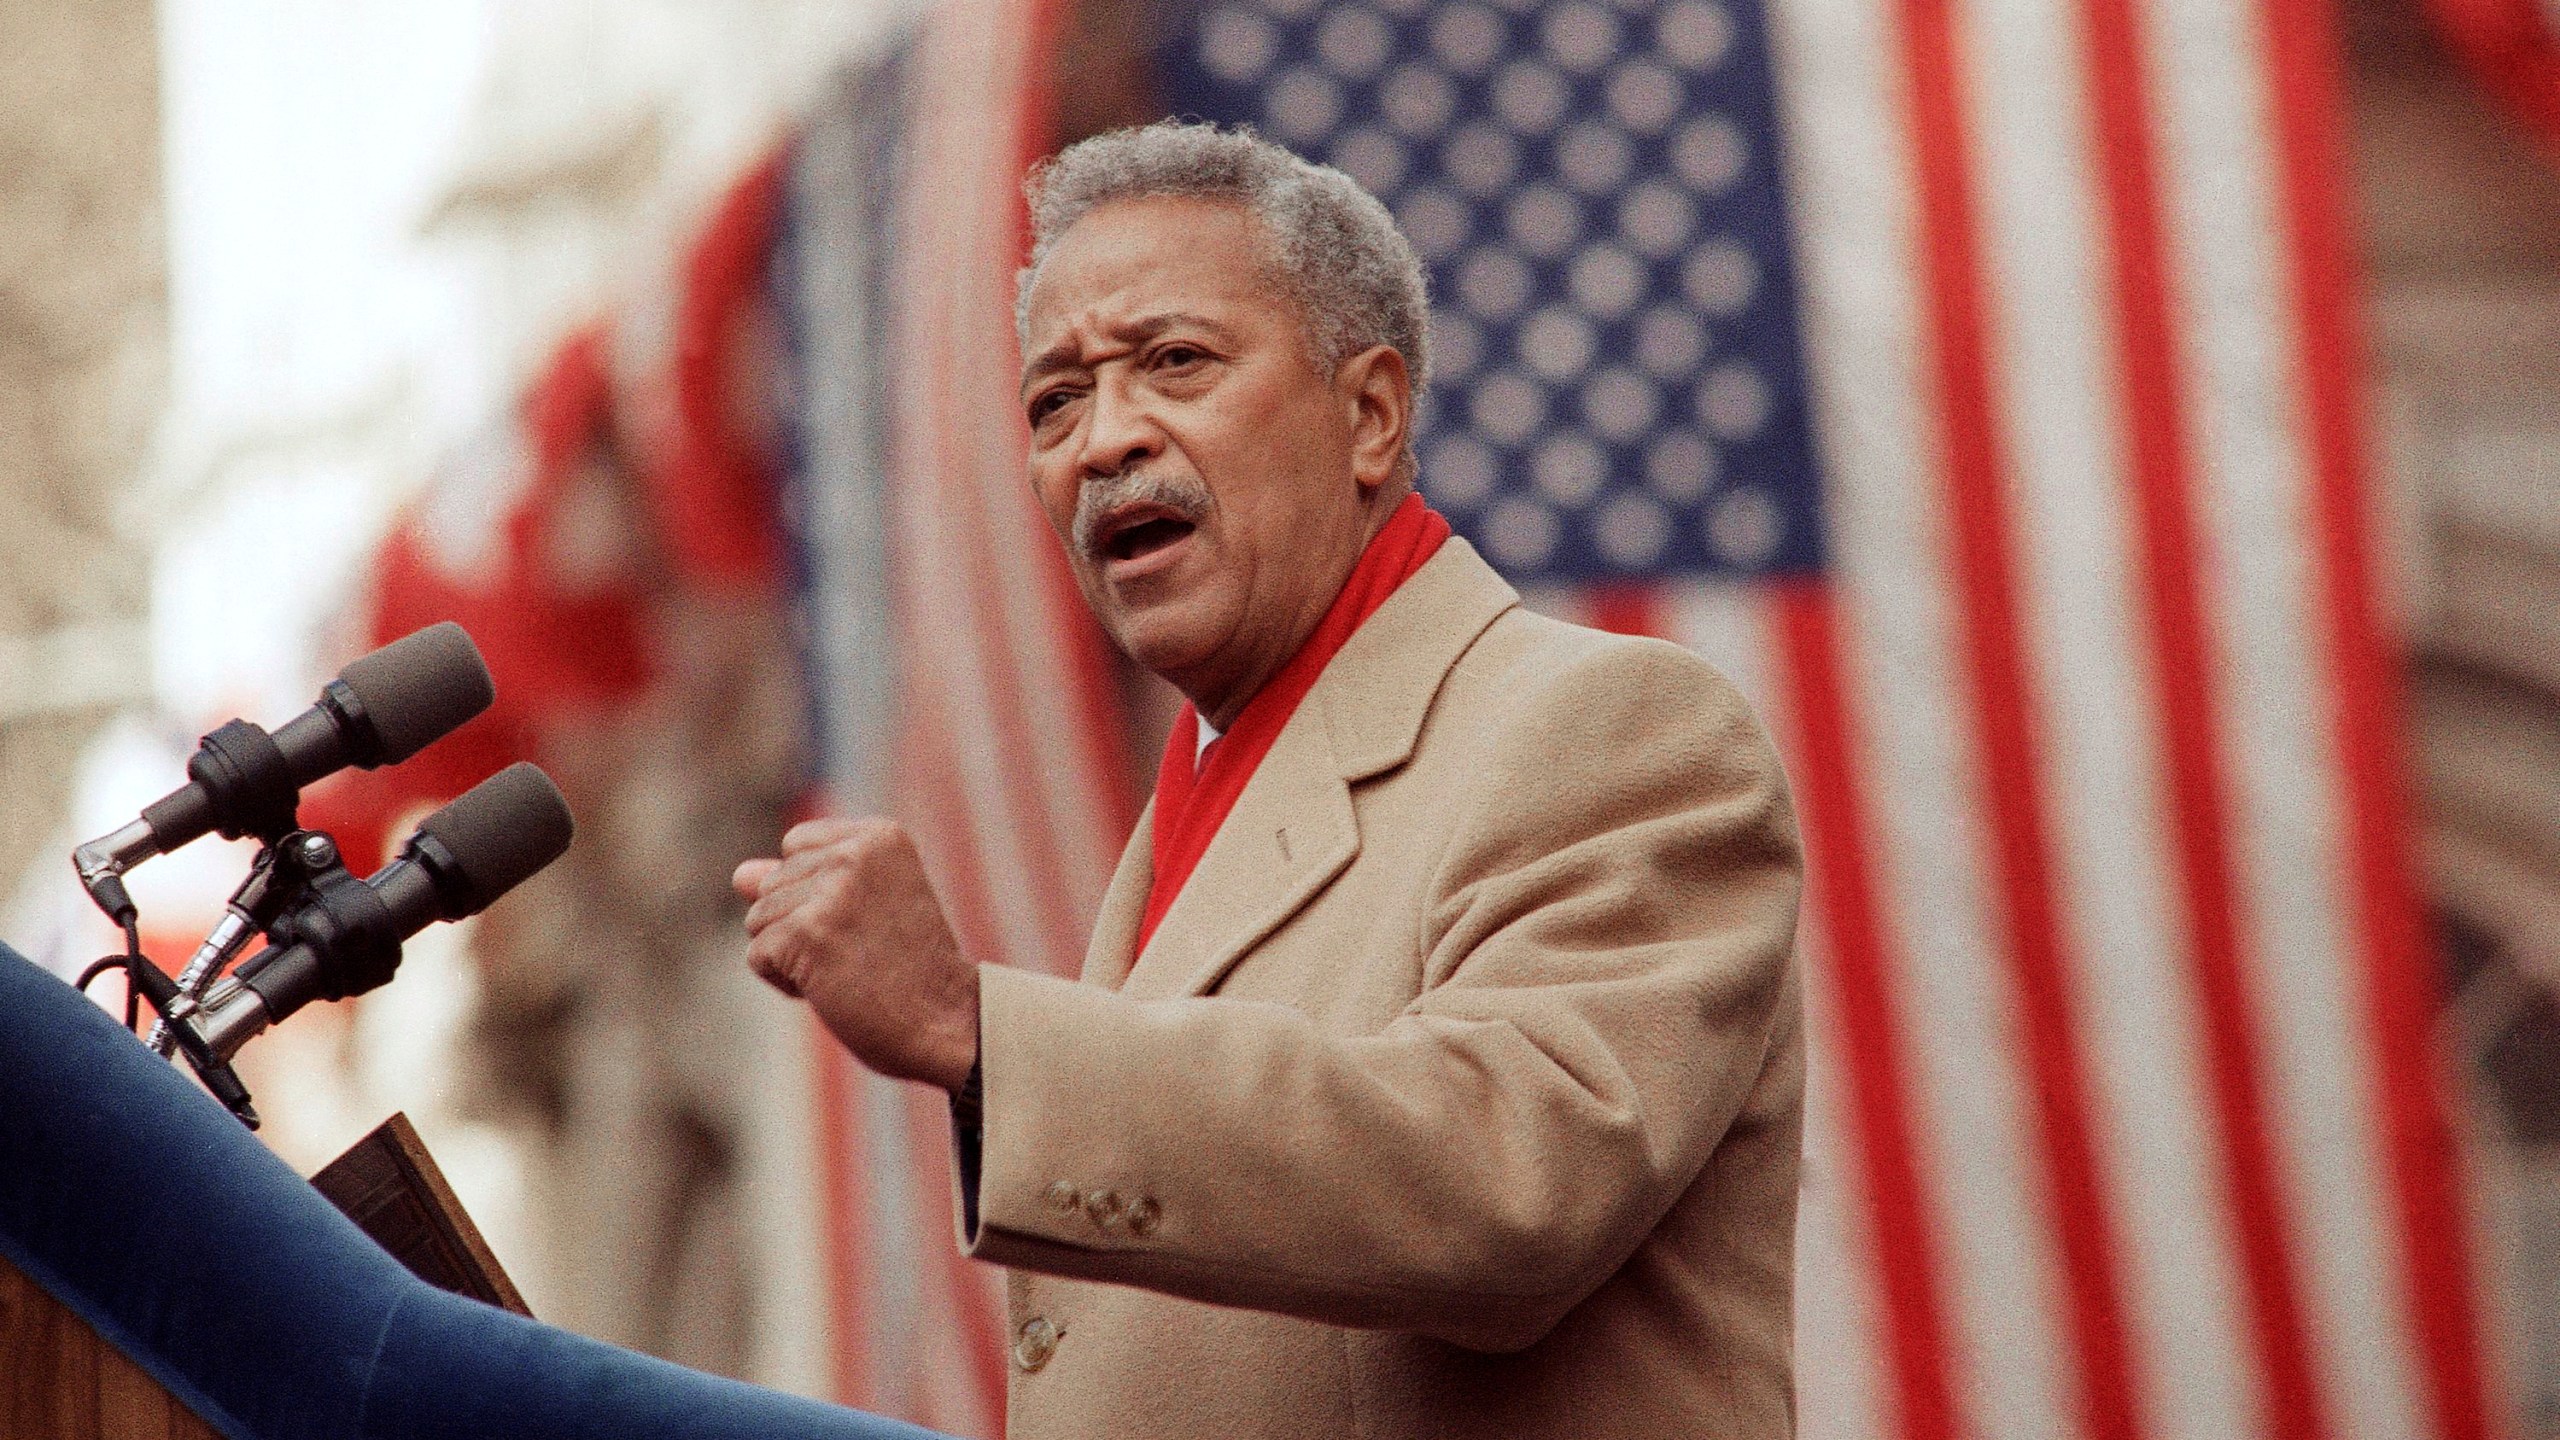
[1116,540,1521,1001]
[1121,715,1362,1000]
[1080,803,1154,990]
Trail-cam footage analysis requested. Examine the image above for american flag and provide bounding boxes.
[781,1,1136,1432]
[778,0,2501,1436]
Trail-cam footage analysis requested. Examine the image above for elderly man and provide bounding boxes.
[734,123,1803,1439]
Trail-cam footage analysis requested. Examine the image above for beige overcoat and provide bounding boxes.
[962,538,1806,1438]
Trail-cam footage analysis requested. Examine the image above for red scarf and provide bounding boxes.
[1138,494,1451,952]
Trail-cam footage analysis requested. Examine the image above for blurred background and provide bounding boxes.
[3,0,2557,1436]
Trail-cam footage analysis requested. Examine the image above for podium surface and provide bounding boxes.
[0,941,945,1440]
[2,1250,223,1440]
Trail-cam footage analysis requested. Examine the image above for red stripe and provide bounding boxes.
[909,669,1014,995]
[1585,582,1668,638]
[1770,581,1963,1440]
[2070,2,2332,1432]
[2255,3,2494,1435]
[900,1081,1012,1432]
[1889,3,2149,1433]
[1014,0,1143,861]
[912,183,1085,974]
[815,1028,874,1407]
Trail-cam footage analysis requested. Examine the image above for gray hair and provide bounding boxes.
[1017,121,1431,392]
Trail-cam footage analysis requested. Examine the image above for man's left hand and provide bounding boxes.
[732,817,980,1091]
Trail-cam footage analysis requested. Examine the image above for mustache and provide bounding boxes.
[1070,470,1217,559]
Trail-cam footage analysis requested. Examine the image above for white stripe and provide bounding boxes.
[1958,0,2265,1433]
[1669,580,1778,722]
[911,0,1124,978]
[895,1,1058,972]
[862,1070,933,1414]
[2146,0,2430,1433]
[1792,917,1897,1440]
[1767,1,2073,1433]
[942,1,1131,928]
[1670,590,1888,1439]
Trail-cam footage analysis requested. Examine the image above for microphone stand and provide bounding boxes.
[78,829,360,1133]
[146,834,328,1058]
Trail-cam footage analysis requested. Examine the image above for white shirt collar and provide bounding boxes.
[1195,714,1221,769]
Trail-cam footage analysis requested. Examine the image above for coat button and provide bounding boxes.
[1126,1196,1161,1237]
[1015,1316,1062,1373]
[1083,1189,1125,1229]
[1044,1180,1080,1214]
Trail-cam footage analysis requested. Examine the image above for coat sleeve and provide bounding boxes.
[958,638,1803,1352]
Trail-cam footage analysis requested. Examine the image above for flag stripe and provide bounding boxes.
[1792,915,1895,1440]
[816,1032,874,1404]
[1768,1,2075,1428]
[1770,581,1962,1440]
[1953,5,2263,1433]
[1016,0,1145,866]
[899,1081,1010,1429]
[2071,0,2331,1430]
[2253,3,2496,1436]
[2142,0,2429,1427]
[1890,1,2150,1432]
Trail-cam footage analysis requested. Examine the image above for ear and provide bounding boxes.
[1337,345,1412,493]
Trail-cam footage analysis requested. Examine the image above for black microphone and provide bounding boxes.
[73,622,497,920]
[191,762,574,1062]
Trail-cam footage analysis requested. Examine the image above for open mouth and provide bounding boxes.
[1106,515,1196,562]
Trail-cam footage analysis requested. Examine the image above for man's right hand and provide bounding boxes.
[732,817,981,1092]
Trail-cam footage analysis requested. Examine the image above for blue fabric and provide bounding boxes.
[0,942,943,1440]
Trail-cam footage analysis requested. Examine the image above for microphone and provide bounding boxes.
[73,622,497,921]
[191,762,574,1062]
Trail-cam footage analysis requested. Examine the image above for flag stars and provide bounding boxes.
[1201,7,1282,84]
[1619,182,1698,257]
[1487,497,1561,569]
[1670,115,1749,193]
[1173,0,1821,581]
[1491,61,1570,135]
[1442,123,1520,195]
[1506,185,1585,258]
[1698,363,1772,441]
[1381,63,1459,135]
[1430,310,1486,381]
[1595,492,1673,567]
[1429,4,1505,74]
[1456,247,1534,318]
[1682,240,1758,315]
[1657,0,1736,70]
[1519,307,1598,380]
[1705,486,1782,566]
[1605,60,1685,134]
[1645,431,1717,502]
[1426,434,1500,506]
[1471,371,1548,446]
[1534,434,1609,506]
[1542,2,1621,73]
[1317,7,1394,79]
[1332,126,1410,193]
[1555,121,1635,193]
[1582,367,1662,442]
[1394,186,1471,259]
[1569,245,1645,318]
[1266,67,1344,140]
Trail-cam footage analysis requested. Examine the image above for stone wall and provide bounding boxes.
[0,0,162,898]
[2347,0,2560,1428]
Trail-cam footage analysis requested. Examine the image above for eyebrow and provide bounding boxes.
[1020,311,1241,395]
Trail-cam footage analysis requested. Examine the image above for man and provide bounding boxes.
[734,122,1804,1438]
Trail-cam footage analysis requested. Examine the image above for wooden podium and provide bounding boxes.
[0,1113,526,1439]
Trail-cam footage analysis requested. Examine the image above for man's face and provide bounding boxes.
[1019,196,1400,722]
